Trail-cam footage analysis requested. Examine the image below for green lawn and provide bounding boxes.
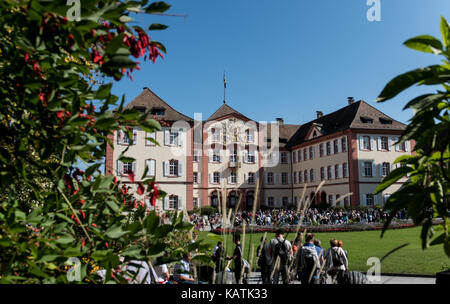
[198,226,449,275]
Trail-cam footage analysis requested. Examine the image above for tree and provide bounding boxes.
[375,16,450,258]
[0,0,211,283]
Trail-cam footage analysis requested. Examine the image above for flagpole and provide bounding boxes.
[223,71,226,104]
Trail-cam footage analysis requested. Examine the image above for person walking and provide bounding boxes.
[324,239,348,283]
[298,233,320,285]
[269,230,292,284]
[257,236,272,284]
[226,233,244,284]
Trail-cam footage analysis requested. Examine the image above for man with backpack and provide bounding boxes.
[298,233,320,284]
[269,230,292,284]
[257,236,272,284]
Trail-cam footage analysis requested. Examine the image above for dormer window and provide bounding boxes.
[360,116,373,124]
[380,118,393,124]
[151,107,165,116]
[134,106,146,114]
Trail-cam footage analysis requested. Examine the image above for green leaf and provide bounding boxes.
[95,83,113,99]
[149,23,168,30]
[430,232,446,246]
[441,16,450,49]
[55,235,75,245]
[145,211,159,234]
[105,225,129,239]
[145,2,171,13]
[207,233,224,243]
[153,224,173,238]
[191,254,214,268]
[404,35,443,54]
[147,242,166,255]
[376,65,443,102]
[375,166,414,194]
[118,156,135,163]
[106,200,120,212]
[121,246,143,259]
[91,250,110,261]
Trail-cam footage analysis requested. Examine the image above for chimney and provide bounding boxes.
[347,97,355,105]
[276,118,284,124]
[316,111,323,118]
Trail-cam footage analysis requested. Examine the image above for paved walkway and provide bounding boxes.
[244,272,435,284]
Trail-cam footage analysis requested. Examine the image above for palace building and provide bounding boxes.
[105,88,413,211]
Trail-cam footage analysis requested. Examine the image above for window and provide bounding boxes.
[213,151,221,162]
[145,159,156,177]
[320,167,325,181]
[326,142,332,155]
[268,197,274,207]
[213,172,220,184]
[123,162,134,175]
[319,143,324,157]
[169,160,179,176]
[281,152,288,164]
[303,149,308,161]
[169,195,178,209]
[298,171,303,183]
[336,194,341,206]
[230,150,237,163]
[364,162,373,177]
[309,147,314,159]
[230,171,237,184]
[398,142,406,152]
[151,108,165,116]
[293,172,297,184]
[293,151,297,163]
[380,136,389,150]
[342,137,347,152]
[343,163,348,178]
[344,197,349,207]
[363,136,371,150]
[298,150,302,162]
[193,172,198,183]
[267,172,274,184]
[169,131,179,145]
[123,129,135,145]
[247,150,255,163]
[281,172,288,185]
[310,169,315,182]
[361,116,373,124]
[248,172,255,184]
[328,195,334,205]
[365,194,374,206]
[193,151,199,162]
[145,132,156,146]
[304,170,308,183]
[193,198,199,208]
[246,129,254,143]
[335,165,339,179]
[327,166,332,180]
[282,197,288,207]
[382,162,391,177]
[334,140,339,154]
[212,128,220,142]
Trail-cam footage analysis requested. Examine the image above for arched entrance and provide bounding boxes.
[228,191,238,208]
[210,191,219,207]
[320,191,327,205]
[246,191,254,210]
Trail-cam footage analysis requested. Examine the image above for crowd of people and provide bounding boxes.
[189,208,408,230]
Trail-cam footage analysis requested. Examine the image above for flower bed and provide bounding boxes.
[211,221,417,234]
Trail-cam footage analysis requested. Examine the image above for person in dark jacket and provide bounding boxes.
[257,236,272,284]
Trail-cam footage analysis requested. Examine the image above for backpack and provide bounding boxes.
[301,246,318,272]
[337,271,367,284]
[258,244,272,267]
[274,239,289,264]
[331,248,344,267]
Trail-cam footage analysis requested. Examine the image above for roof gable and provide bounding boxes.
[207,103,252,122]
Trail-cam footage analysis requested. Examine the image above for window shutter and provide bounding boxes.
[330,167,334,180]
[255,152,259,163]
[265,197,268,206]
[163,161,168,177]
[372,163,376,177]
[164,129,169,146]
[264,173,268,184]
[117,131,123,145]
[361,161,366,177]
[178,129,183,146]
[198,172,201,183]
[288,173,291,185]
[163,197,168,210]
[132,162,136,174]
[209,173,213,184]
[237,173,240,184]
[244,173,248,183]
[117,160,123,176]
[287,152,291,164]
[274,173,277,184]
[243,150,248,163]
[370,136,375,151]
[394,137,400,151]
[227,174,231,184]
[405,140,410,152]
[377,137,381,151]
[178,160,183,177]
[330,143,334,154]
[178,197,183,210]
[359,136,363,151]
[363,195,367,206]
[208,149,213,163]
[337,139,341,153]
[378,164,382,177]
[339,164,343,179]
[133,130,137,145]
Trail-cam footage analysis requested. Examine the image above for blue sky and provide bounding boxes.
[111,0,450,125]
